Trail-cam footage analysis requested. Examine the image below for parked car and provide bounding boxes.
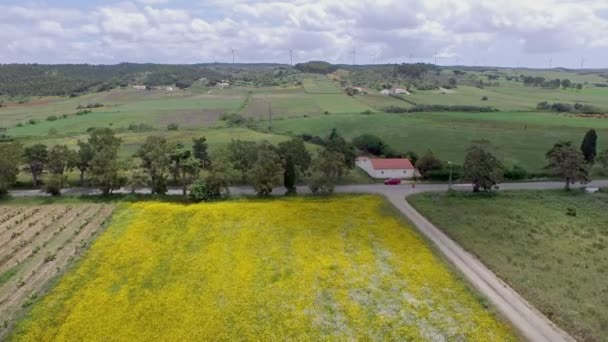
[384,178,401,185]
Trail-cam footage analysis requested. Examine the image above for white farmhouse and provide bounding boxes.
[394,88,410,94]
[379,89,392,95]
[356,157,417,179]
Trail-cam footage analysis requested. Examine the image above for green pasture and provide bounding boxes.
[265,111,607,172]
[302,77,342,94]
[408,190,608,341]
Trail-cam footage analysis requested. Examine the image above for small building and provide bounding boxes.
[132,85,146,91]
[166,87,174,91]
[394,88,410,94]
[379,89,392,95]
[217,82,230,89]
[356,157,417,179]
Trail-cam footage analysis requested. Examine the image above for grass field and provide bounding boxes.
[0,204,114,338]
[303,77,343,94]
[9,196,515,340]
[408,190,608,341]
[407,83,608,111]
[266,111,608,172]
[2,88,246,137]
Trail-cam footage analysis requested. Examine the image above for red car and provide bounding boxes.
[384,178,401,185]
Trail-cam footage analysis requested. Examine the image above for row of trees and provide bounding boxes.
[0,128,357,199]
[456,129,599,191]
[522,76,583,90]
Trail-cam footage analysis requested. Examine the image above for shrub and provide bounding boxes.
[566,208,577,217]
[16,122,24,127]
[167,123,179,131]
[481,96,488,101]
[46,115,58,121]
[189,180,222,202]
[504,164,528,180]
[361,110,373,115]
[44,175,65,197]
[28,119,37,125]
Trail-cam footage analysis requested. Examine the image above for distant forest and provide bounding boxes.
[0,63,235,96]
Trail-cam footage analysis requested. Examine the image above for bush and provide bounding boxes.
[566,208,577,217]
[44,175,65,196]
[167,123,179,131]
[481,96,488,101]
[361,110,373,115]
[46,115,58,121]
[28,119,37,125]
[16,122,24,127]
[504,164,528,180]
[189,180,222,202]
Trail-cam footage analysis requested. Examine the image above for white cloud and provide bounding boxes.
[0,0,606,67]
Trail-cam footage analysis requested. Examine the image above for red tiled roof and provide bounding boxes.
[369,158,415,170]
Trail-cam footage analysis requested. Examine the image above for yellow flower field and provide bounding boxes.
[10,196,515,341]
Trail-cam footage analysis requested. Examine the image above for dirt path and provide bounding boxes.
[381,192,574,342]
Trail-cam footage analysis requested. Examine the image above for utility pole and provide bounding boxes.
[448,161,453,190]
[268,100,273,130]
[231,49,235,64]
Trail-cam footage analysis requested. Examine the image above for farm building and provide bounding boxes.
[132,85,146,90]
[394,88,410,94]
[356,157,418,179]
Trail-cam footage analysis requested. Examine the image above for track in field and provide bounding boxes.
[0,204,114,338]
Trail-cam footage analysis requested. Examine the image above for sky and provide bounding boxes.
[1,0,608,68]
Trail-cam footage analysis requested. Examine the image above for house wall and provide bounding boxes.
[356,159,415,179]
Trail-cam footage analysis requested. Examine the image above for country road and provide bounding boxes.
[7,180,608,341]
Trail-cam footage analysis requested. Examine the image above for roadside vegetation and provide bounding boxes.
[408,190,608,341]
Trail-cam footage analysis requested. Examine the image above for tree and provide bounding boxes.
[546,141,590,190]
[561,79,572,89]
[179,155,200,196]
[203,148,239,198]
[0,142,23,195]
[309,149,347,195]
[352,134,390,156]
[248,144,284,196]
[88,128,124,195]
[325,129,356,168]
[283,155,297,195]
[170,143,190,183]
[126,169,149,194]
[415,150,443,177]
[228,139,258,181]
[192,137,210,171]
[580,129,597,164]
[598,149,608,174]
[462,145,504,192]
[135,136,173,195]
[73,140,94,185]
[47,145,72,176]
[278,138,311,194]
[24,144,48,186]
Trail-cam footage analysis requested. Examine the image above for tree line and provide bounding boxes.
[0,128,358,199]
[0,128,602,197]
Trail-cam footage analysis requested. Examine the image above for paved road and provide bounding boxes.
[9,180,608,341]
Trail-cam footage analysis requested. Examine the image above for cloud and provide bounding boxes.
[0,0,606,66]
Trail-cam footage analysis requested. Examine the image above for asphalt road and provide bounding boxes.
[9,180,608,341]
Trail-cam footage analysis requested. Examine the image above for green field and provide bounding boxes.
[408,190,608,341]
[2,67,608,177]
[265,111,607,172]
[407,84,608,112]
[2,88,246,137]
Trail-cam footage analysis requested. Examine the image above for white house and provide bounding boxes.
[356,157,417,179]
[394,88,410,94]
[132,85,146,90]
[379,89,392,95]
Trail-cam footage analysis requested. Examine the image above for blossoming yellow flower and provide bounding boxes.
[10,196,515,341]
